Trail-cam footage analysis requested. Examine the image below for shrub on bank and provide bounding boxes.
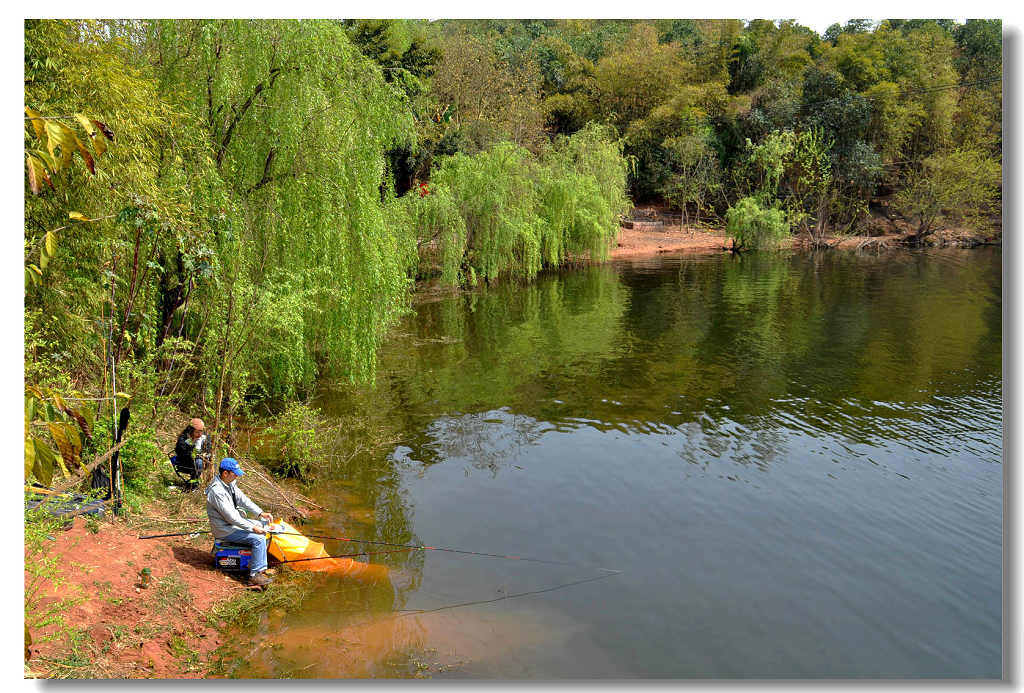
[725,196,790,250]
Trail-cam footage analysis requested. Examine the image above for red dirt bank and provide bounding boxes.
[26,515,239,678]
[609,222,997,259]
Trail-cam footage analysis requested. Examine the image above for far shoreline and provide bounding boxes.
[609,223,1000,260]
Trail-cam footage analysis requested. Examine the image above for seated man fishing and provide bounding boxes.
[206,457,275,587]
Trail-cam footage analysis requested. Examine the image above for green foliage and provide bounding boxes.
[744,130,795,200]
[407,124,628,285]
[431,28,546,154]
[725,196,789,250]
[894,148,1001,243]
[952,20,1002,157]
[263,402,326,479]
[436,142,543,282]
[592,24,694,133]
[538,123,631,264]
[658,133,723,225]
[728,20,814,94]
[24,385,98,486]
[154,19,418,387]
[784,128,837,242]
[116,427,163,508]
[389,186,467,285]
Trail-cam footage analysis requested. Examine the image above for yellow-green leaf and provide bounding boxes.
[92,129,107,157]
[26,156,40,195]
[25,107,45,141]
[39,247,48,271]
[24,434,35,479]
[73,134,95,174]
[74,113,95,139]
[25,155,52,194]
[68,212,90,222]
[44,121,66,170]
[32,149,57,173]
[45,120,78,172]
[79,404,94,437]
[32,438,57,486]
[48,422,78,474]
[44,231,56,257]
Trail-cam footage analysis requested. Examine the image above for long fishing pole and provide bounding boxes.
[139,530,211,539]
[277,532,622,573]
[138,530,621,573]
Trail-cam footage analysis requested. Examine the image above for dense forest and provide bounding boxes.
[23,19,1001,491]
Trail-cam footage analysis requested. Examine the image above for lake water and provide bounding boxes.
[225,248,1002,678]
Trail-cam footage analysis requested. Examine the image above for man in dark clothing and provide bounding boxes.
[174,417,208,478]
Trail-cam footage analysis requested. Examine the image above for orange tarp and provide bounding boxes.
[267,520,388,582]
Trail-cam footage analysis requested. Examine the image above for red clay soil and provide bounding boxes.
[610,225,730,257]
[25,514,243,678]
[610,222,997,259]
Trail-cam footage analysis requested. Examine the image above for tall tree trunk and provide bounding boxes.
[205,283,235,486]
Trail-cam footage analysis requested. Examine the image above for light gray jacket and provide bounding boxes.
[206,477,263,538]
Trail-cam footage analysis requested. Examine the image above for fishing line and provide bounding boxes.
[139,529,621,574]
[273,532,622,574]
[138,529,624,622]
[399,570,621,617]
[335,570,623,630]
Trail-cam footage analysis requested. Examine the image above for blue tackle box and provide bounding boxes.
[212,540,253,572]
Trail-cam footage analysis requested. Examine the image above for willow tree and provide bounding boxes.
[150,21,417,410]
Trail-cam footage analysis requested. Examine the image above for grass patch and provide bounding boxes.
[168,633,202,672]
[35,627,105,679]
[153,571,193,614]
[25,507,84,648]
[133,621,168,640]
[84,514,101,534]
[208,572,314,631]
[105,624,135,652]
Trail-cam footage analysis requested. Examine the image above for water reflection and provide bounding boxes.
[257,248,1003,677]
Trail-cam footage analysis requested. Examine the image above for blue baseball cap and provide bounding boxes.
[219,457,245,476]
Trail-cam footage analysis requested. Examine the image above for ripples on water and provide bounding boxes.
[248,249,1002,678]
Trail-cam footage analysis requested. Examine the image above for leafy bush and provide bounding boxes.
[263,402,325,480]
[895,147,1001,244]
[725,197,790,250]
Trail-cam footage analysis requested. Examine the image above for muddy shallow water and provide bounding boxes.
[226,248,1002,678]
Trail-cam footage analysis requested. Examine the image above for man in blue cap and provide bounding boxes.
[206,457,275,587]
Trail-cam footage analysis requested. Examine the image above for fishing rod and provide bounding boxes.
[138,529,621,574]
[139,530,211,539]
[278,532,622,573]
[275,547,418,565]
